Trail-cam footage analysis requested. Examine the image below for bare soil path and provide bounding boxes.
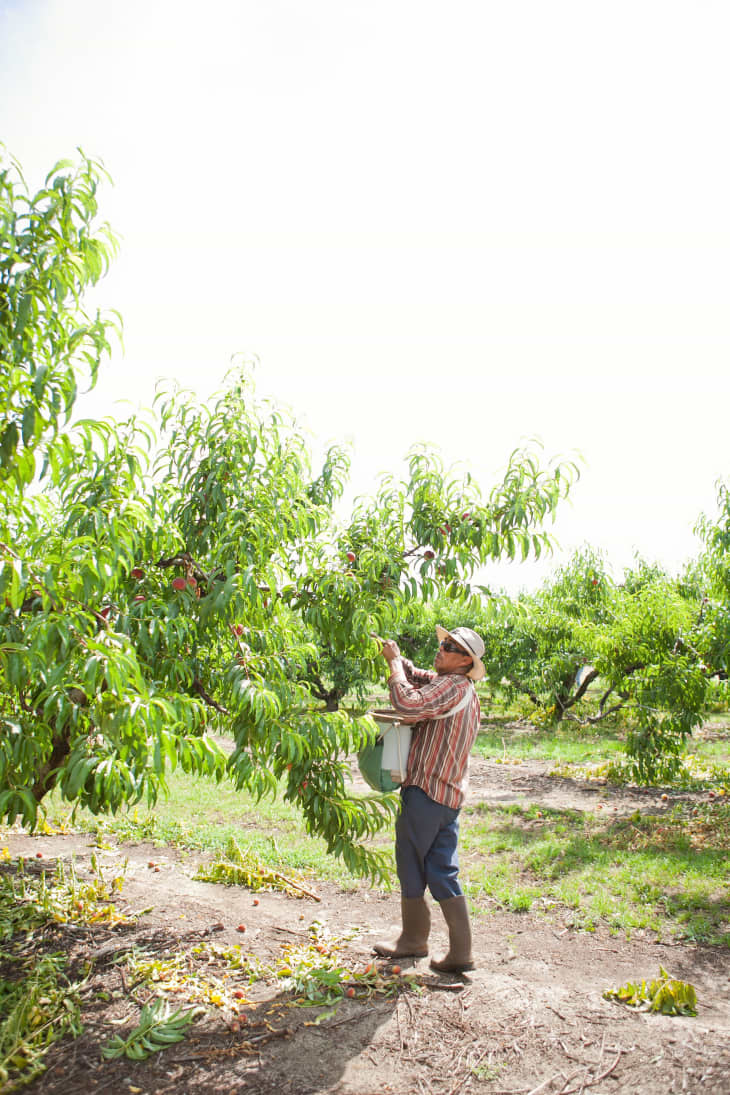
[5,752,730,1095]
[356,749,706,817]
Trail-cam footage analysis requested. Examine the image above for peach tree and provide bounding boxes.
[283,443,580,712]
[695,479,730,681]
[0,149,580,878]
[476,548,616,722]
[474,549,709,783]
[0,147,118,493]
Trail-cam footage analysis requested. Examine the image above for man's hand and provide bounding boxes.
[381,639,401,666]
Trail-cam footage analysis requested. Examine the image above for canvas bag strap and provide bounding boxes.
[430,681,474,720]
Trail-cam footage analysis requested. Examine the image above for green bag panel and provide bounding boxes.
[358,736,402,793]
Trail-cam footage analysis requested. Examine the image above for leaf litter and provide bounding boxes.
[0,779,728,1094]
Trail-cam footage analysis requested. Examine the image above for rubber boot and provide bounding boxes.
[373,896,430,958]
[430,896,474,972]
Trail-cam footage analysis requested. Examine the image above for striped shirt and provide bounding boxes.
[387,657,481,810]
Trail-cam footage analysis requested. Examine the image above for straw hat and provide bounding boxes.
[435,625,485,682]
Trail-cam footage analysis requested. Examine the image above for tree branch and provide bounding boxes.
[554,668,600,717]
[192,678,229,715]
[571,667,599,704]
[299,662,341,711]
[30,686,89,802]
[505,674,541,707]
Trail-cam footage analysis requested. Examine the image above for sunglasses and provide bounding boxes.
[439,640,470,656]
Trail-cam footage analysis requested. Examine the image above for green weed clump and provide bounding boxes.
[604,966,697,1016]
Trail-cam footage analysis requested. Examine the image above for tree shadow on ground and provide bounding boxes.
[32,985,399,1094]
[8,864,406,1095]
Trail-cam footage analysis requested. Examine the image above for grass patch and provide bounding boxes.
[476,718,730,789]
[688,736,730,761]
[25,718,730,946]
[460,800,730,945]
[42,769,395,891]
[475,724,625,767]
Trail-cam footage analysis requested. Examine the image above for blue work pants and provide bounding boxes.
[395,785,462,901]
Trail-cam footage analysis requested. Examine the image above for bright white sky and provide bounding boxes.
[2,0,729,593]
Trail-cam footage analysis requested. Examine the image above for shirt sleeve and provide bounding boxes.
[388,660,467,719]
[398,657,436,687]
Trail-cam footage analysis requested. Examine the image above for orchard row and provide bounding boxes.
[2,150,728,880]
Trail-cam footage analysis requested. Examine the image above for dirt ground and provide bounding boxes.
[5,750,730,1095]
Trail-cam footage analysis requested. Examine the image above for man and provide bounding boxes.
[373,625,485,973]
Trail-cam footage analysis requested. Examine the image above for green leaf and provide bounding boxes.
[13,292,32,337]
[0,421,19,466]
[21,404,38,446]
[101,998,198,1060]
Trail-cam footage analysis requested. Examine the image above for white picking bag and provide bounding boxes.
[371,712,412,784]
[371,685,474,785]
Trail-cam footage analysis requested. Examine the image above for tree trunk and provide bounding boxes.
[29,687,86,802]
